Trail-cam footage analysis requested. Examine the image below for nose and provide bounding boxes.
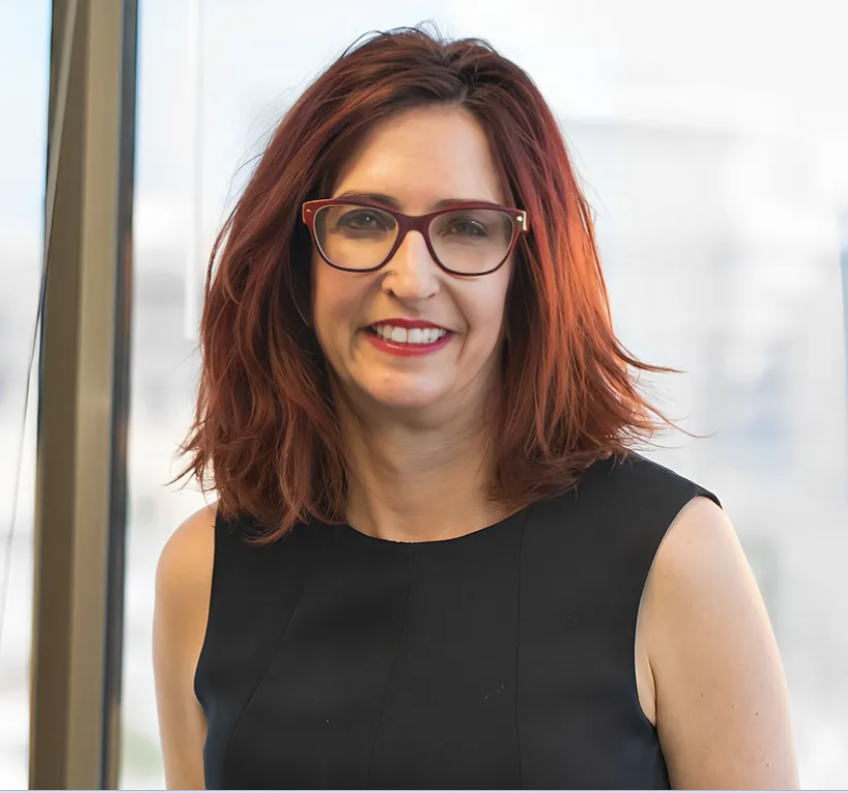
[381,230,440,302]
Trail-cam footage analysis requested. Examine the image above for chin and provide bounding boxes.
[359,378,450,414]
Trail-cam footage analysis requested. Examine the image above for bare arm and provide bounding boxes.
[643,496,799,789]
[153,503,217,790]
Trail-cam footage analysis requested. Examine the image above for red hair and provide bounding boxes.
[173,25,681,542]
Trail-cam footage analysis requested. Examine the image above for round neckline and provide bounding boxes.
[338,504,530,547]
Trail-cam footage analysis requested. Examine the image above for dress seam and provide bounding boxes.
[219,537,318,784]
[365,546,415,789]
[514,506,529,789]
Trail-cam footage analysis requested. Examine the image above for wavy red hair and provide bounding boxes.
[172,25,681,542]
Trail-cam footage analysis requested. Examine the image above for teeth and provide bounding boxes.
[373,324,448,345]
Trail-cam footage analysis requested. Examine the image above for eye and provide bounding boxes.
[336,209,394,232]
[443,217,489,238]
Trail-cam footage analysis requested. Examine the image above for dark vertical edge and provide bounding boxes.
[101,0,139,788]
[35,0,58,506]
[46,0,64,182]
[31,0,86,784]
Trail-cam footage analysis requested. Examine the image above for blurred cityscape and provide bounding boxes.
[2,0,848,789]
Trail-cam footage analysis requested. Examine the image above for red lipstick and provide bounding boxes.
[365,319,453,357]
[368,318,448,330]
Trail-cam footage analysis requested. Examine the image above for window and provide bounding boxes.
[0,1,50,788]
[123,2,848,787]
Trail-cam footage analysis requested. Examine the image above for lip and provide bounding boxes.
[364,327,453,357]
[367,318,450,331]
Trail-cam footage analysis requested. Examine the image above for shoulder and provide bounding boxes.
[153,502,218,789]
[647,494,736,583]
[154,502,218,670]
[553,452,720,566]
[574,451,720,511]
[641,496,799,788]
[611,451,720,501]
[156,501,217,607]
[153,503,218,704]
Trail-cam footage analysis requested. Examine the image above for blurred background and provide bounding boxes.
[1,0,847,788]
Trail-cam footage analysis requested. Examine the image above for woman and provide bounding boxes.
[153,26,799,790]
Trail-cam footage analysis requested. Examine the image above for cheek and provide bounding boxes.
[311,263,341,350]
[311,264,369,345]
[466,275,511,340]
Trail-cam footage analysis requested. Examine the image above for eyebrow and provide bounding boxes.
[333,190,499,209]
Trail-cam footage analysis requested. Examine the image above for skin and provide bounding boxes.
[311,106,517,542]
[153,106,799,789]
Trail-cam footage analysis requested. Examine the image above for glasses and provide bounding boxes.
[302,198,529,276]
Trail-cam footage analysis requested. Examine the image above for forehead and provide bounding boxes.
[331,106,506,208]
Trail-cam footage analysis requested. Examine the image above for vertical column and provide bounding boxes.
[29,0,137,788]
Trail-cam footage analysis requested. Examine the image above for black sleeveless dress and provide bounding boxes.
[195,451,720,789]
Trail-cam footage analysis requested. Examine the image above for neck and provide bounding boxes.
[338,398,508,543]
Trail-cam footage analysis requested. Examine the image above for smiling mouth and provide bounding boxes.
[367,324,451,346]
[363,324,454,357]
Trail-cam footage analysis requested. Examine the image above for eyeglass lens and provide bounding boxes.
[313,204,515,274]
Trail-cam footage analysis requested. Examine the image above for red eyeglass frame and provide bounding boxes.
[301,198,530,276]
